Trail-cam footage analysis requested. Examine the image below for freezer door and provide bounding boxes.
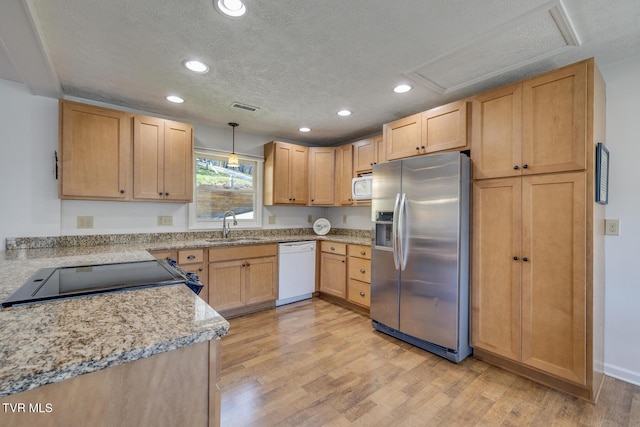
[370,160,402,329]
[399,153,467,350]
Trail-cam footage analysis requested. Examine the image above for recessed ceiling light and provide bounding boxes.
[214,0,246,18]
[393,84,412,94]
[299,127,311,132]
[166,95,184,104]
[337,110,352,117]
[183,60,209,73]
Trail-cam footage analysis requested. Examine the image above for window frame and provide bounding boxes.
[188,148,264,230]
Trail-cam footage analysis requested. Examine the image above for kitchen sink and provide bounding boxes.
[207,237,266,244]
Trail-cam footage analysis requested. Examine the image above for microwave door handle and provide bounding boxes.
[392,193,401,271]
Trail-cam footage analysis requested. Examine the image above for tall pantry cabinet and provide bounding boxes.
[470,58,606,402]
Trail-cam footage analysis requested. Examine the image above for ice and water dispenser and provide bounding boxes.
[374,211,394,249]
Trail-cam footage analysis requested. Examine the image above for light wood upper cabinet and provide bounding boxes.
[336,144,354,206]
[472,60,588,179]
[384,113,422,161]
[308,147,336,206]
[133,117,193,202]
[353,133,384,175]
[59,100,132,200]
[422,100,470,154]
[472,173,587,385]
[59,100,193,202]
[264,141,308,205]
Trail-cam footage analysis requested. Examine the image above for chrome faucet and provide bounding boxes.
[222,210,238,238]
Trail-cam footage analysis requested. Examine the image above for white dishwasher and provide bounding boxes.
[276,241,316,306]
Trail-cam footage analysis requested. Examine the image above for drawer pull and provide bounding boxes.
[198,268,203,272]
[330,246,335,251]
[187,255,196,260]
[360,268,366,273]
[360,250,366,255]
[359,291,365,297]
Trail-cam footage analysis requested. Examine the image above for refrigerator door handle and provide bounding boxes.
[398,192,408,271]
[392,193,401,270]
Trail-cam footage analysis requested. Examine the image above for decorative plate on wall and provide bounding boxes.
[313,218,331,235]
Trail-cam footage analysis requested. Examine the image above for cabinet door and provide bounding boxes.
[290,145,308,205]
[272,143,293,204]
[133,115,164,200]
[209,260,244,311]
[422,100,469,154]
[521,172,586,384]
[373,134,386,165]
[353,138,374,175]
[309,147,335,206]
[245,256,278,305]
[59,101,131,199]
[319,252,346,298]
[471,83,522,179]
[471,178,522,361]
[337,144,354,205]
[384,113,422,161]
[522,62,587,175]
[163,120,193,202]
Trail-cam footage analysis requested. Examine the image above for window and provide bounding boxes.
[189,149,263,229]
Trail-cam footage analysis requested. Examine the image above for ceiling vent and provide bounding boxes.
[230,102,260,112]
[405,0,581,95]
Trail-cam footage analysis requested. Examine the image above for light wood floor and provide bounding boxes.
[220,298,640,426]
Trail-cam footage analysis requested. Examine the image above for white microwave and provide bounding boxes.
[351,175,372,200]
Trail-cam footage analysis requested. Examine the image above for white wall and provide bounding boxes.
[601,56,640,386]
[0,80,60,245]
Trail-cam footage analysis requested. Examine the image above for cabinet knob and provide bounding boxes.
[159,192,163,196]
[120,189,125,194]
[523,164,528,169]
[360,268,366,273]
[330,246,335,251]
[416,147,420,151]
[187,255,196,260]
[165,192,169,196]
[198,268,203,272]
[360,250,366,255]
[359,291,365,297]
[421,146,425,149]
[311,199,315,202]
[523,257,529,262]
[514,165,520,170]
[341,260,345,263]
[513,256,519,261]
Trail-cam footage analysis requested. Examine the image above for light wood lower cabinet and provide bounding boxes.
[0,342,217,427]
[347,244,371,308]
[472,172,596,397]
[208,244,278,317]
[319,242,347,298]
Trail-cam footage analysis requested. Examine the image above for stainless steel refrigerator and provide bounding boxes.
[370,152,472,363]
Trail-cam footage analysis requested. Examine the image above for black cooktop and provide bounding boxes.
[2,259,195,307]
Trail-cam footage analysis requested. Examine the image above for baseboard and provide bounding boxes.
[604,363,640,387]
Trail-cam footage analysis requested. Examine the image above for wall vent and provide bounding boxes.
[230,102,260,112]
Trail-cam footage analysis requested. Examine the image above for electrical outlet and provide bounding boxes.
[342,214,348,224]
[157,215,173,226]
[77,216,94,229]
[307,215,313,223]
[268,215,276,225]
[605,219,620,236]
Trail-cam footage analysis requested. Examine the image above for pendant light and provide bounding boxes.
[227,122,240,168]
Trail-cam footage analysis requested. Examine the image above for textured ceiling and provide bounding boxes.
[1,0,640,145]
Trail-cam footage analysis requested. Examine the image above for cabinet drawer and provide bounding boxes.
[348,244,371,259]
[348,257,371,283]
[320,241,347,255]
[149,250,176,261]
[209,244,277,262]
[179,249,204,264]
[348,279,371,308]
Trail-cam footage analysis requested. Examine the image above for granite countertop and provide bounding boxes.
[0,248,229,397]
[0,229,370,397]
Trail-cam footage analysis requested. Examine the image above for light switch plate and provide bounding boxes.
[77,216,94,229]
[605,219,620,236]
[157,215,173,226]
[307,215,313,223]
[268,215,276,225]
